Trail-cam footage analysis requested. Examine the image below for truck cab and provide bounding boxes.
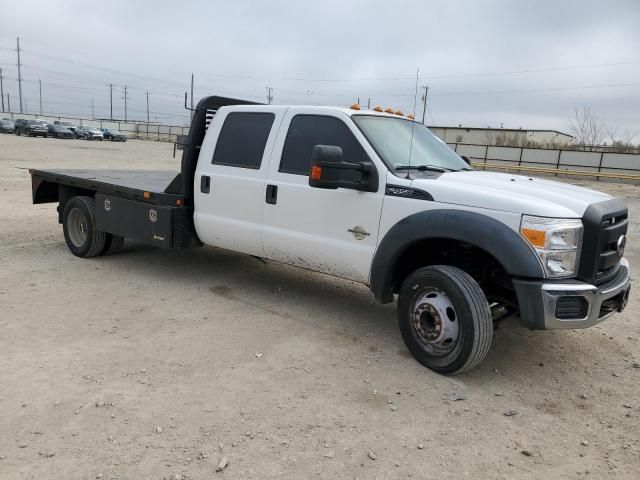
[30,96,631,375]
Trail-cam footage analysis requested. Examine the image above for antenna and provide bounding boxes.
[406,67,420,179]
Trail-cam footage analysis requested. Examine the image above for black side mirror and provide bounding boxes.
[308,145,378,192]
[461,155,471,165]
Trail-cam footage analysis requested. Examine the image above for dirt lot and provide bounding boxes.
[0,133,638,479]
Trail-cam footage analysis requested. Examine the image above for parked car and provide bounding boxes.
[0,119,15,133]
[75,126,103,140]
[53,121,78,134]
[101,128,127,142]
[15,119,49,137]
[48,123,75,139]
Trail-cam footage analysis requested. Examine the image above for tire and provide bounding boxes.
[62,196,107,258]
[101,234,125,255]
[398,265,493,375]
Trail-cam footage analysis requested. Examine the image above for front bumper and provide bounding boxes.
[514,258,631,329]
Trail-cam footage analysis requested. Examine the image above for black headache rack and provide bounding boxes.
[31,95,262,249]
[168,95,262,203]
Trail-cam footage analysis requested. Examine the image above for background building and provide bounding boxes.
[429,126,574,146]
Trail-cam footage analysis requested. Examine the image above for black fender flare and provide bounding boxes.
[369,209,544,303]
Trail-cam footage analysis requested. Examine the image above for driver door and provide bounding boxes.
[261,109,385,283]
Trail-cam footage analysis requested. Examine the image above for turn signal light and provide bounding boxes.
[311,165,322,180]
[350,103,361,110]
[521,228,546,248]
[176,199,183,206]
[373,106,383,112]
[143,191,151,200]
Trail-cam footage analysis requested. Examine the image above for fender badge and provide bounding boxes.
[149,209,158,223]
[104,198,111,211]
[348,226,370,240]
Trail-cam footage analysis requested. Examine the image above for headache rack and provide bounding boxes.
[168,95,263,202]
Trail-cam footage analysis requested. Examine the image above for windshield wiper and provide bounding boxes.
[395,164,451,173]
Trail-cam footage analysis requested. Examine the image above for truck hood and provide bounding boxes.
[412,170,612,218]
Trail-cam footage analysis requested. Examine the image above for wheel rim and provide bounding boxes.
[67,208,88,247]
[411,288,459,356]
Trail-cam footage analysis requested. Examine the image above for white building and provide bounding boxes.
[429,126,574,146]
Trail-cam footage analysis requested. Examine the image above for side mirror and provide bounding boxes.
[461,155,471,165]
[308,145,378,192]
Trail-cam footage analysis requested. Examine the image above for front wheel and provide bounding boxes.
[398,265,493,375]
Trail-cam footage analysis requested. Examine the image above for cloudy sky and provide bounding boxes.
[1,0,639,138]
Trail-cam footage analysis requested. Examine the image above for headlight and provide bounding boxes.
[520,215,583,278]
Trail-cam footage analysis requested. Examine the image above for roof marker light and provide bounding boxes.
[407,114,415,120]
[350,103,361,110]
[384,108,395,114]
[373,106,383,112]
[395,110,404,116]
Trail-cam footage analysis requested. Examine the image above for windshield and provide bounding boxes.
[352,115,470,173]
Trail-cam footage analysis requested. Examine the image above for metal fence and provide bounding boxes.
[1,112,189,143]
[449,142,640,184]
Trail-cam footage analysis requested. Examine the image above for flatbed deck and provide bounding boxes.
[31,169,183,206]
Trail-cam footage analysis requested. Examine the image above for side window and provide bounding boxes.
[212,112,275,169]
[279,115,370,175]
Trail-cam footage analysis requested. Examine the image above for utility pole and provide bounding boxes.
[0,68,4,112]
[266,86,273,104]
[39,79,43,115]
[122,85,129,122]
[190,73,194,120]
[91,97,95,119]
[108,84,114,120]
[145,91,150,123]
[6,93,10,112]
[16,37,23,113]
[420,85,429,124]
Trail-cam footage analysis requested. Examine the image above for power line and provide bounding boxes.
[421,60,640,80]
[433,81,640,97]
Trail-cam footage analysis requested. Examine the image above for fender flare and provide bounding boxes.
[369,209,544,303]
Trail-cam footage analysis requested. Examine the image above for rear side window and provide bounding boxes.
[212,112,275,169]
[279,115,370,175]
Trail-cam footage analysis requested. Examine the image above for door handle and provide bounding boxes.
[266,184,278,205]
[200,175,211,194]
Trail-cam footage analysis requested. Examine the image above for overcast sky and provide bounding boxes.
[1,0,639,138]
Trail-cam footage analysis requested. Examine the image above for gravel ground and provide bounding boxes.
[0,133,639,479]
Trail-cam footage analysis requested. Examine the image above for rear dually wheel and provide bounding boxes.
[62,196,107,258]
